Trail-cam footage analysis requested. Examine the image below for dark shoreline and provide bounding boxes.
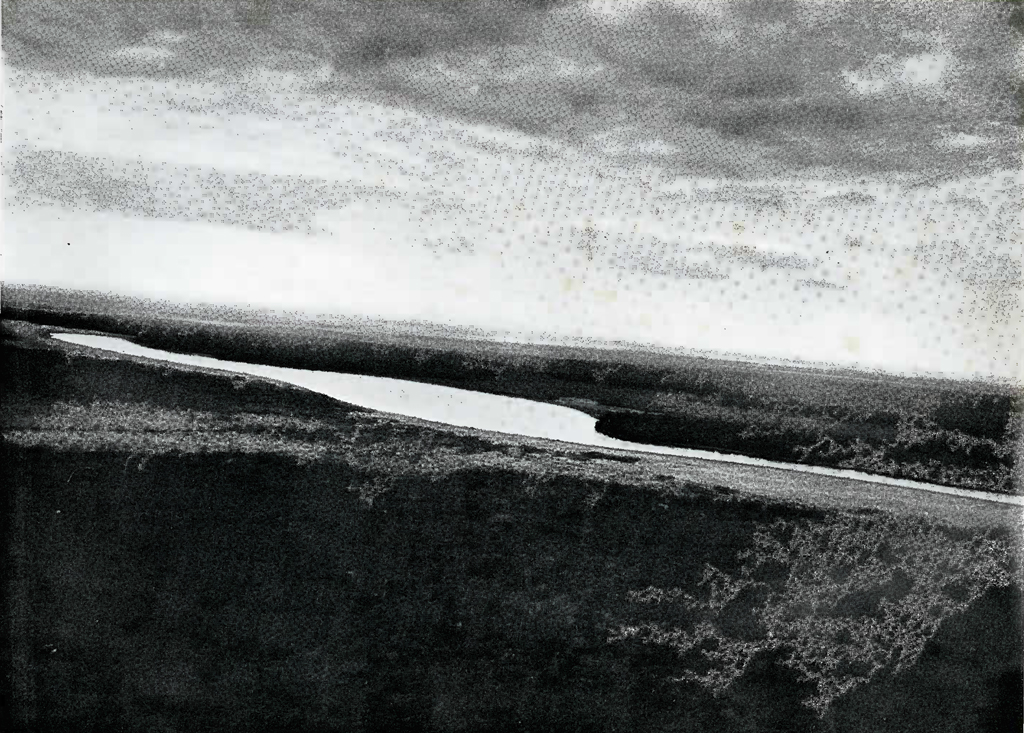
[4,303,1019,496]
[3,316,1021,733]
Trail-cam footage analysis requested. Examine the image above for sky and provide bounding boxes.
[3,0,1022,381]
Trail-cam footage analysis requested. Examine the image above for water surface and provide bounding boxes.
[53,332,1023,507]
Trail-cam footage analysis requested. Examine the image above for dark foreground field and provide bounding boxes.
[3,319,1022,733]
[5,288,1022,496]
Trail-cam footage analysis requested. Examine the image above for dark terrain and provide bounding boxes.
[3,317,1021,733]
[4,2,1023,729]
[5,292,1020,495]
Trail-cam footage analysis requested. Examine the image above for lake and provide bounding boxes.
[53,332,1023,506]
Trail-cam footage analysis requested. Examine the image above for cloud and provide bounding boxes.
[942,133,995,149]
[6,0,1019,179]
[844,51,951,97]
[900,52,949,87]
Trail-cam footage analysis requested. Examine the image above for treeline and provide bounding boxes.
[5,307,1019,493]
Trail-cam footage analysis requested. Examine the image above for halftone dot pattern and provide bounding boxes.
[7,9,1024,733]
[3,0,1021,381]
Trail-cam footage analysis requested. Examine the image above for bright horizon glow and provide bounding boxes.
[4,63,1021,383]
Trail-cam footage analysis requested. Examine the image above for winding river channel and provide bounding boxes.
[53,332,1023,507]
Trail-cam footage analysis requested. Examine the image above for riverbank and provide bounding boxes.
[6,300,1020,496]
[3,318,1021,732]
[45,330,1024,508]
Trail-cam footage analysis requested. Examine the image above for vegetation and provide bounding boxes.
[610,514,1016,715]
[3,318,1021,732]
[5,303,1020,495]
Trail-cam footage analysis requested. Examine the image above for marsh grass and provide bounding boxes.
[610,513,1017,715]
[8,305,1018,494]
[3,320,1021,732]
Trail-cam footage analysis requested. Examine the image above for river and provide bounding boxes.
[52,332,1023,507]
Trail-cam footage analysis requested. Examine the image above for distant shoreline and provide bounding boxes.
[46,326,1024,505]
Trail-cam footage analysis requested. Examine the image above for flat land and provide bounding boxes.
[3,318,1021,733]
[7,294,1021,496]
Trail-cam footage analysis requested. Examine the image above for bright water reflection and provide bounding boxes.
[52,332,1023,506]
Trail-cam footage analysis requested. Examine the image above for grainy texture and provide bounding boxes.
[3,2,1022,731]
[3,324,1022,732]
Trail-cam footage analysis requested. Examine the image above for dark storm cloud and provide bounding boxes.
[4,0,1020,177]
